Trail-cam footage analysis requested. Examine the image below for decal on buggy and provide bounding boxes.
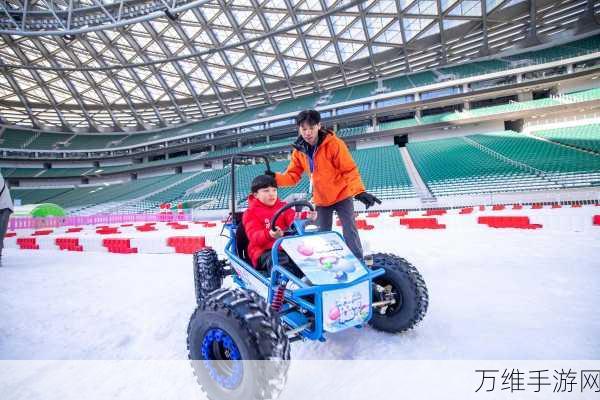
[322,281,370,332]
[280,233,367,285]
[230,259,269,299]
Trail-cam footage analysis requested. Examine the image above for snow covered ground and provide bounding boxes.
[1,205,599,399]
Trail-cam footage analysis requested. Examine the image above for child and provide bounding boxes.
[243,174,314,276]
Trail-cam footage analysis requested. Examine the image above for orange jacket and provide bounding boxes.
[275,130,365,207]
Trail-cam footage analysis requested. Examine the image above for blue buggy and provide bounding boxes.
[187,154,429,400]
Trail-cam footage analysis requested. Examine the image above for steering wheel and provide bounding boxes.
[269,200,315,235]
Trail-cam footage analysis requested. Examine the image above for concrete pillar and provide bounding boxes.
[213,159,224,169]
[518,92,533,102]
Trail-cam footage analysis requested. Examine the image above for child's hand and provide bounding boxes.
[307,211,318,221]
[269,227,284,239]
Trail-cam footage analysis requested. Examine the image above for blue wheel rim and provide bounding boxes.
[201,328,243,390]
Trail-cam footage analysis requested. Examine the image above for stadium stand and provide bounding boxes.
[407,135,561,197]
[530,123,600,153]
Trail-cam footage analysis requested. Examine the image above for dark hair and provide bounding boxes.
[251,174,277,193]
[296,109,321,126]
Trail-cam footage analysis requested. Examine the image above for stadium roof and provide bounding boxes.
[0,0,598,131]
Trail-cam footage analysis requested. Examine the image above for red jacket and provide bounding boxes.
[242,195,296,268]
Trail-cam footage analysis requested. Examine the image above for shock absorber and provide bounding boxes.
[271,281,286,312]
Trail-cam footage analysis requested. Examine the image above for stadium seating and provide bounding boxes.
[0,129,36,148]
[337,125,369,138]
[10,187,73,204]
[26,133,72,150]
[8,146,416,212]
[407,135,562,196]
[378,118,419,131]
[66,134,125,150]
[274,94,321,115]
[530,123,600,153]
[382,75,413,92]
[439,60,509,78]
[468,131,600,188]
[407,71,438,87]
[508,35,600,64]
[350,146,416,200]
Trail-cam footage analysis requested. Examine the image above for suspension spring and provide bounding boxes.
[271,283,286,312]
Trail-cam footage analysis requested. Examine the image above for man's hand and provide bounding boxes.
[269,226,284,239]
[354,192,382,209]
[265,170,276,178]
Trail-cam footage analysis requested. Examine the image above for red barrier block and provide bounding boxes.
[479,205,485,211]
[551,204,562,209]
[66,227,84,233]
[478,216,542,229]
[5,232,16,237]
[120,224,134,227]
[399,218,446,229]
[512,204,523,210]
[166,236,206,254]
[593,215,600,226]
[424,209,446,216]
[16,237,39,250]
[492,205,505,211]
[355,219,375,230]
[571,204,582,208]
[366,212,380,218]
[204,222,217,228]
[390,210,408,217]
[55,237,83,251]
[96,227,120,235]
[169,223,189,230]
[135,224,157,232]
[32,229,53,236]
[459,207,473,214]
[531,203,543,209]
[102,238,138,254]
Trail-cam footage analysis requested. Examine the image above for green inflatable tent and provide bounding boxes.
[13,203,67,218]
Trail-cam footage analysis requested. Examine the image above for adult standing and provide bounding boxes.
[0,170,14,266]
[267,109,380,260]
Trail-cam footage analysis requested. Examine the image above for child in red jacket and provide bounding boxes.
[243,174,315,276]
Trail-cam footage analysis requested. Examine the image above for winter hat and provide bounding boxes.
[251,174,277,193]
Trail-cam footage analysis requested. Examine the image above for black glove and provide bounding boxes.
[354,192,381,209]
[264,170,276,178]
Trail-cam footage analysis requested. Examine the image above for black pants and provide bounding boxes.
[316,197,363,260]
[0,208,11,257]
[258,249,304,278]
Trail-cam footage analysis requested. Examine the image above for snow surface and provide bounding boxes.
[1,206,599,399]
